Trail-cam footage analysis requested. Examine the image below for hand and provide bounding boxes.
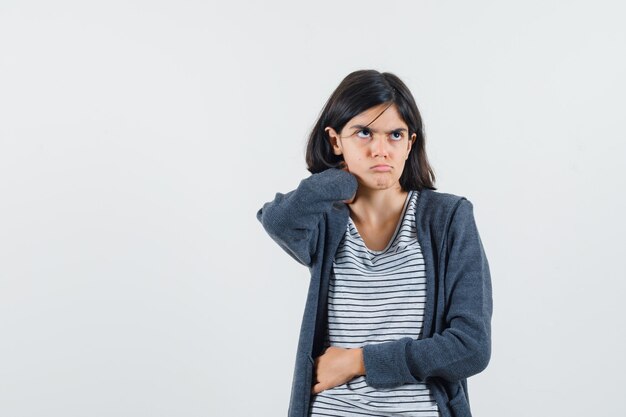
[339,162,357,204]
[311,346,363,395]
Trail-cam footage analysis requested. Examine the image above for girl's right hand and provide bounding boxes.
[340,162,356,204]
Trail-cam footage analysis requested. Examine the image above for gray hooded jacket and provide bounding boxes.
[256,168,493,417]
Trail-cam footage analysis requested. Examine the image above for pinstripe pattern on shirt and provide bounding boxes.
[309,190,441,417]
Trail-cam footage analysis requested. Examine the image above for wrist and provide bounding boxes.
[352,347,366,377]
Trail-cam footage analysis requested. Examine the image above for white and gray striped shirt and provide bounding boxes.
[308,190,441,417]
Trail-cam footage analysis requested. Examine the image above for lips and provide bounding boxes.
[371,164,392,172]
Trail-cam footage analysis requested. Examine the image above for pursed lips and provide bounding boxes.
[371,164,392,171]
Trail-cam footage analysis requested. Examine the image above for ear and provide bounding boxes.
[325,126,343,156]
[406,133,416,159]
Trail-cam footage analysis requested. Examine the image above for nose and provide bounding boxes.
[370,135,389,158]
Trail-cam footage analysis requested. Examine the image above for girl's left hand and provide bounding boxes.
[311,346,362,394]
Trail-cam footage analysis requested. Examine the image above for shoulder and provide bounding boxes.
[411,188,480,237]
[416,188,470,216]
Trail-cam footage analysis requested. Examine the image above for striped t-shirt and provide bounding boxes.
[308,190,441,417]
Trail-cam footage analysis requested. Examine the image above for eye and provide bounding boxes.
[356,128,371,139]
[390,131,404,141]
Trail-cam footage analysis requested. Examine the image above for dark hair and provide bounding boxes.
[305,69,436,191]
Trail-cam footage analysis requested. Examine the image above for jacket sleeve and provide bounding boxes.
[362,198,493,386]
[256,168,358,267]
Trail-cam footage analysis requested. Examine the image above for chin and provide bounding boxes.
[355,173,398,190]
[366,179,395,189]
[370,175,403,189]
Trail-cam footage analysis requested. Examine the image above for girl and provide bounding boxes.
[257,69,492,417]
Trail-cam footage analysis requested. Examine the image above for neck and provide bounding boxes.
[349,183,408,226]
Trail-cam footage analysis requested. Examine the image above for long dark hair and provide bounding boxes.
[305,69,436,191]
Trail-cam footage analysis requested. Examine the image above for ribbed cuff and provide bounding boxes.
[362,337,415,389]
[307,168,358,201]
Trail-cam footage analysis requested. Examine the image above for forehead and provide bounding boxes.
[348,103,407,128]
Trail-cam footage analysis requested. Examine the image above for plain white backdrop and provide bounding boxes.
[1,1,625,416]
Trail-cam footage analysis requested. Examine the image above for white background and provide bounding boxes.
[1,1,625,416]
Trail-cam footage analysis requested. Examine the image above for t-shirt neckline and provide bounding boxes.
[348,190,413,254]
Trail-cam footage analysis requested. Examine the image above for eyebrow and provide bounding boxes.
[349,124,408,134]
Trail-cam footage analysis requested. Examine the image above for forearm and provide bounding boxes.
[362,328,491,387]
[256,168,357,266]
[258,168,357,229]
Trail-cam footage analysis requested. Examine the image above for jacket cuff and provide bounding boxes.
[308,168,358,201]
[362,337,416,388]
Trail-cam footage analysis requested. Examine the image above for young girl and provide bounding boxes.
[257,69,492,417]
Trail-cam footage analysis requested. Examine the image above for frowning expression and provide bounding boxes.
[325,103,416,191]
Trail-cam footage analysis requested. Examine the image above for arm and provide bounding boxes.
[361,198,493,387]
[256,168,358,267]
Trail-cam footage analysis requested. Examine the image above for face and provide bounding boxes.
[325,103,416,191]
